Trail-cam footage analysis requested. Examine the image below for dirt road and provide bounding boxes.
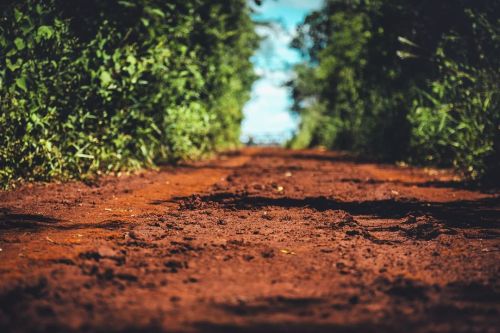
[0,148,499,333]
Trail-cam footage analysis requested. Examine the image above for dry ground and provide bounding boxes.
[0,148,499,333]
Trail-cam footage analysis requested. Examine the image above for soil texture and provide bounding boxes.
[0,148,499,333]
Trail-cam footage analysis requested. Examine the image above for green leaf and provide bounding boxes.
[126,54,137,65]
[15,77,27,92]
[14,8,22,22]
[147,8,165,18]
[75,153,95,159]
[118,1,135,8]
[397,36,419,48]
[100,71,112,86]
[14,38,25,50]
[6,59,21,72]
[37,26,54,40]
[36,4,44,15]
[396,50,418,59]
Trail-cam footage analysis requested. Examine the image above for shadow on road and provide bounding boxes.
[172,193,500,230]
[0,210,61,230]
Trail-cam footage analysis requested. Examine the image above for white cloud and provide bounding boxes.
[253,23,300,71]
[280,0,324,10]
[255,0,323,13]
[242,0,321,142]
[242,76,298,138]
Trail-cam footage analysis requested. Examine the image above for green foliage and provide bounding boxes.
[407,9,500,181]
[0,0,258,187]
[290,0,499,181]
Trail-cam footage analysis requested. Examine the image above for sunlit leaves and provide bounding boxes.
[36,25,54,40]
[99,71,112,87]
[14,38,25,50]
[0,0,258,188]
[15,77,28,92]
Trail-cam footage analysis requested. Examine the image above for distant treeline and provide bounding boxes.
[290,0,499,182]
[0,0,258,187]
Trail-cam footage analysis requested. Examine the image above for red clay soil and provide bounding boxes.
[0,148,499,333]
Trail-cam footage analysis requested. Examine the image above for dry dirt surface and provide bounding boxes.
[0,148,499,333]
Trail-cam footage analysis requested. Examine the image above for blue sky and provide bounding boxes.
[241,0,323,143]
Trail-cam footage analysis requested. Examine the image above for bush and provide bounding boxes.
[407,9,500,180]
[290,0,499,182]
[0,0,258,187]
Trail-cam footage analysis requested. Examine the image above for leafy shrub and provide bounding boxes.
[290,0,499,182]
[0,0,258,187]
[407,9,500,180]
